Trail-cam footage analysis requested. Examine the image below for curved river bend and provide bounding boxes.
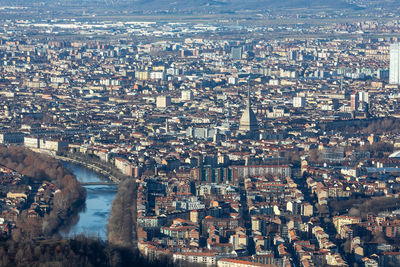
[61,162,117,240]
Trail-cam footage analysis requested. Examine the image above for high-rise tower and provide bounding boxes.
[390,43,400,85]
[231,47,242,60]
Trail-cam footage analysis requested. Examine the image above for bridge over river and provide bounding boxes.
[61,162,118,240]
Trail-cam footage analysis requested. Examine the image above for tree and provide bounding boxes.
[107,179,137,247]
[0,146,86,239]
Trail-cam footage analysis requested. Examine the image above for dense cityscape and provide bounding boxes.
[1,1,400,267]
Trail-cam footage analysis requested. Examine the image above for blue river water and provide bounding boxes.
[61,162,117,240]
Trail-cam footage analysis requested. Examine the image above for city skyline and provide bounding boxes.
[0,2,399,267]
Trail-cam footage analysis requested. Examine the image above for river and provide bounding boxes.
[61,162,117,240]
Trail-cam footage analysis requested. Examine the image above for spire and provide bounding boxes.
[239,85,258,134]
[340,78,343,91]
[247,86,251,108]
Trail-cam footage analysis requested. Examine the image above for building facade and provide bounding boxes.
[390,43,400,85]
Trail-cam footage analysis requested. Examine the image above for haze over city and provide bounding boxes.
[0,1,399,267]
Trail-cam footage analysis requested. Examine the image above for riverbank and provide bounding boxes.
[54,155,121,184]
[32,148,125,184]
[44,151,138,245]
[107,178,137,248]
[0,146,86,239]
[0,147,167,267]
[61,162,117,239]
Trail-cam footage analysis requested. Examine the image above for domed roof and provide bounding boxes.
[239,92,258,133]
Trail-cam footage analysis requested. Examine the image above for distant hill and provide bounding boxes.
[0,0,366,12]
[115,0,355,11]
[0,0,397,15]
[343,0,397,8]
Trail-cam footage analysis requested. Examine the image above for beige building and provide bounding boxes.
[7,192,27,199]
[40,139,67,152]
[333,216,361,235]
[156,95,171,108]
[24,136,40,149]
[301,203,314,217]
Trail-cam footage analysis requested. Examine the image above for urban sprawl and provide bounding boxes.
[2,16,400,267]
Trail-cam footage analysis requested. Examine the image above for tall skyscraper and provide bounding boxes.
[390,43,400,85]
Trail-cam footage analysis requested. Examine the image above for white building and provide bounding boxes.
[293,96,305,108]
[150,71,166,80]
[390,43,400,85]
[358,91,369,103]
[181,90,193,101]
[228,77,237,85]
[173,252,216,266]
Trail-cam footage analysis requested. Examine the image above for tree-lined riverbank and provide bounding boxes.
[0,146,86,239]
[107,179,137,247]
[62,162,117,239]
